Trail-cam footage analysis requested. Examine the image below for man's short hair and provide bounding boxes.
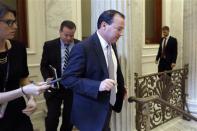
[60,20,76,31]
[97,9,125,29]
[162,26,170,31]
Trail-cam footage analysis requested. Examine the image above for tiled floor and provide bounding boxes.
[32,114,79,131]
[152,117,197,131]
[32,111,197,131]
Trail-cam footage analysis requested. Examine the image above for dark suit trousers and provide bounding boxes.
[44,88,73,131]
[158,58,173,77]
[158,58,172,72]
[102,106,112,131]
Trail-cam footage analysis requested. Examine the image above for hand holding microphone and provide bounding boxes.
[22,82,50,96]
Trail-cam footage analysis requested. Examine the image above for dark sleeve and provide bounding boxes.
[40,43,53,80]
[20,45,29,78]
[74,39,80,44]
[156,41,162,61]
[172,38,178,63]
[61,44,100,99]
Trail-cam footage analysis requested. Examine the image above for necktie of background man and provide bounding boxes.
[161,38,167,58]
[63,44,69,71]
[107,45,116,106]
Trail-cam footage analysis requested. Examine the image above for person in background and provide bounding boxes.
[61,10,126,131]
[40,20,80,131]
[155,26,178,73]
[0,2,37,131]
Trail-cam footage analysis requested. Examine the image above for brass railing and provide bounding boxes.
[128,96,197,131]
[132,64,189,131]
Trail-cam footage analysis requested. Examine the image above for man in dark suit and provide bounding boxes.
[156,26,178,72]
[40,20,80,131]
[61,10,126,131]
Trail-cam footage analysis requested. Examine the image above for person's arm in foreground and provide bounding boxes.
[20,78,49,116]
[0,82,49,104]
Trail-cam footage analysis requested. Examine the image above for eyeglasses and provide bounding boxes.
[0,19,17,27]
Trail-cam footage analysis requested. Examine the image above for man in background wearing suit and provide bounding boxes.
[155,26,178,73]
[61,10,126,131]
[40,20,80,131]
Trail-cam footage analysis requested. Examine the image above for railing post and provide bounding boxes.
[142,103,150,131]
[134,73,141,131]
[182,64,191,120]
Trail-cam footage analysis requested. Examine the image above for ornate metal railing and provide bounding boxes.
[128,95,197,131]
[133,64,189,131]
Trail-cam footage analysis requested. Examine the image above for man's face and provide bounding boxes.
[103,14,125,44]
[0,12,17,40]
[162,29,169,38]
[60,27,76,44]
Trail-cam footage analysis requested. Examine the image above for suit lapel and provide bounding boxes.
[165,36,172,49]
[92,33,109,76]
[74,39,80,44]
[112,44,118,60]
[55,39,62,75]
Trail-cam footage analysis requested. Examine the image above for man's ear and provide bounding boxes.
[101,21,108,30]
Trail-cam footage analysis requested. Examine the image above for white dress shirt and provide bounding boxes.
[97,31,117,93]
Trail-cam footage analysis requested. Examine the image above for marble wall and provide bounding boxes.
[45,0,82,40]
[183,0,197,116]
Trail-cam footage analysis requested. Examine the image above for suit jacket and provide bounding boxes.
[61,33,125,131]
[40,38,80,82]
[156,36,178,64]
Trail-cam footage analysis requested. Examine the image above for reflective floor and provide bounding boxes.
[31,109,196,131]
[152,117,197,131]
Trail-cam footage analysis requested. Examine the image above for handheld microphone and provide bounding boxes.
[47,78,62,85]
[49,65,60,89]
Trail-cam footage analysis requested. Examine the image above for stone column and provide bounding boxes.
[91,0,143,130]
[183,0,197,116]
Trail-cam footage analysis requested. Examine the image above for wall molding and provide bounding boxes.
[143,44,159,49]
[28,64,40,68]
[142,54,156,57]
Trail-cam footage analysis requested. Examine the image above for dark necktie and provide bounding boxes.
[107,45,116,105]
[161,38,166,58]
[63,44,69,71]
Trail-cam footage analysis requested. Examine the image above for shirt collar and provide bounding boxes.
[60,39,74,48]
[97,31,109,49]
[164,35,170,40]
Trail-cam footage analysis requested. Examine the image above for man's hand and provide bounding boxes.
[171,63,176,68]
[99,79,116,91]
[22,82,49,96]
[155,60,158,64]
[123,86,128,100]
[22,96,37,116]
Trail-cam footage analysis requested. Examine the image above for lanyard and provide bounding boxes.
[2,43,10,92]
